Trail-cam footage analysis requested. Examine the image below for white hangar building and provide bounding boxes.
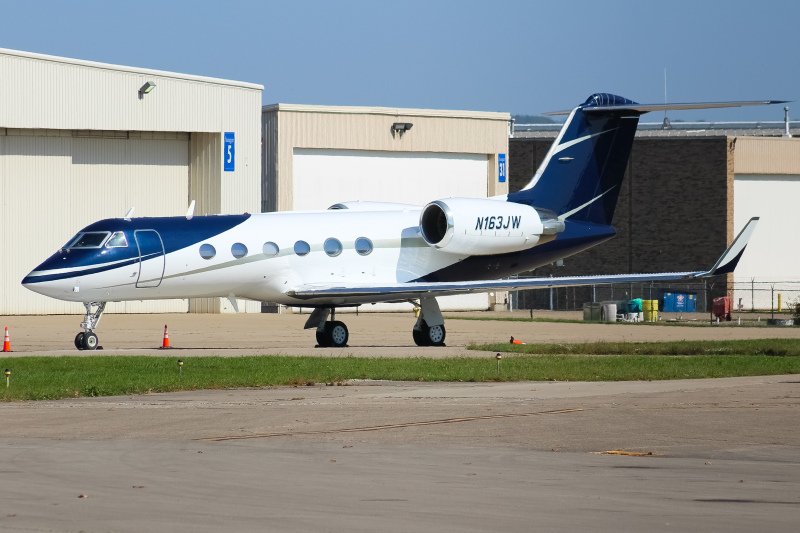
[261,104,511,311]
[0,48,263,315]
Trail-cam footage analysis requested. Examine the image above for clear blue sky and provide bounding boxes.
[2,0,797,122]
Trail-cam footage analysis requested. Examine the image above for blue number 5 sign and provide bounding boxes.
[224,132,235,172]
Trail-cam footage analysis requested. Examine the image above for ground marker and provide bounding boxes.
[496,353,502,373]
[5,369,10,388]
[178,359,183,378]
[510,336,525,345]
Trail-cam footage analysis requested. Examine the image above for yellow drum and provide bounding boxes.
[642,300,659,322]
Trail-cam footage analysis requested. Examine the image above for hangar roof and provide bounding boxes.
[264,103,510,121]
[0,47,263,90]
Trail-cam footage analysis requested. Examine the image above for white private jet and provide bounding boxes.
[23,93,773,350]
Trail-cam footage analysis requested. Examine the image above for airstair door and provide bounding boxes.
[134,230,165,288]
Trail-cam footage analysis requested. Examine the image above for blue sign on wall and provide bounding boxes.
[224,132,235,172]
[498,153,506,183]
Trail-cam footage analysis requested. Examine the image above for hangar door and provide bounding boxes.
[293,149,488,210]
[0,130,189,315]
[733,174,800,310]
[292,148,490,311]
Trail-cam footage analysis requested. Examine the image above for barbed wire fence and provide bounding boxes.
[509,279,800,314]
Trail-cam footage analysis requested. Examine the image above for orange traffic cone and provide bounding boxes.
[161,324,170,349]
[2,327,10,352]
[510,336,525,345]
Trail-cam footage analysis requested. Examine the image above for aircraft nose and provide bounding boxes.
[21,255,73,298]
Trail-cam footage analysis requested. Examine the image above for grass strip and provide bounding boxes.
[0,349,798,402]
[471,338,800,356]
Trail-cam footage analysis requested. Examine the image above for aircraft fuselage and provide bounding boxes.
[23,208,614,307]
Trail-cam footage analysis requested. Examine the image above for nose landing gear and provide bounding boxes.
[75,302,106,350]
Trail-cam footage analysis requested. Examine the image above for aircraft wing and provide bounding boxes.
[288,271,705,301]
[288,218,759,301]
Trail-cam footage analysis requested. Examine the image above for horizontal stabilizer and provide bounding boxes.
[544,100,787,116]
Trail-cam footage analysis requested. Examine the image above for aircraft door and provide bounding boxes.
[134,230,165,288]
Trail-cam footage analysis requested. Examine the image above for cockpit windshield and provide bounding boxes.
[68,232,110,249]
[105,231,128,248]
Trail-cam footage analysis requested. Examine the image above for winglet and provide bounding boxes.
[702,217,759,277]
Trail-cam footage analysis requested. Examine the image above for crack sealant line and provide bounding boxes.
[199,408,584,442]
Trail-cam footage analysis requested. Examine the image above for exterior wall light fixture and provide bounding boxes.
[391,122,413,138]
[138,81,156,99]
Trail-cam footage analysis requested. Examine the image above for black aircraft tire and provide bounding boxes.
[316,329,329,347]
[328,321,349,348]
[412,327,427,346]
[82,332,99,351]
[74,332,85,350]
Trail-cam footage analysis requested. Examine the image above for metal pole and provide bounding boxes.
[709,282,714,325]
[704,280,707,313]
[772,285,775,319]
[784,106,793,138]
[752,278,755,311]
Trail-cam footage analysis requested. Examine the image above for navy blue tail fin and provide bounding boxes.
[507,93,642,226]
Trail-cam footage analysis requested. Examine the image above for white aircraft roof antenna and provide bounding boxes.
[186,200,196,220]
[123,207,135,221]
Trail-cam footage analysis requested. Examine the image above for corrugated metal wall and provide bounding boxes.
[0,48,261,133]
[262,112,279,213]
[734,137,800,174]
[0,129,190,314]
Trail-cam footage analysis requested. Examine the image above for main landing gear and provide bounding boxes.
[74,302,106,350]
[412,319,446,347]
[305,307,349,348]
[411,296,446,346]
[303,296,446,348]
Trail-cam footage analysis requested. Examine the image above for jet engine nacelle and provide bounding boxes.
[419,198,549,255]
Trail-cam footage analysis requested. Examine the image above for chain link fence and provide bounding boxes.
[732,281,800,313]
[508,279,800,314]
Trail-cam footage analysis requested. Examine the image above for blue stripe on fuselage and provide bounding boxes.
[22,214,250,285]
